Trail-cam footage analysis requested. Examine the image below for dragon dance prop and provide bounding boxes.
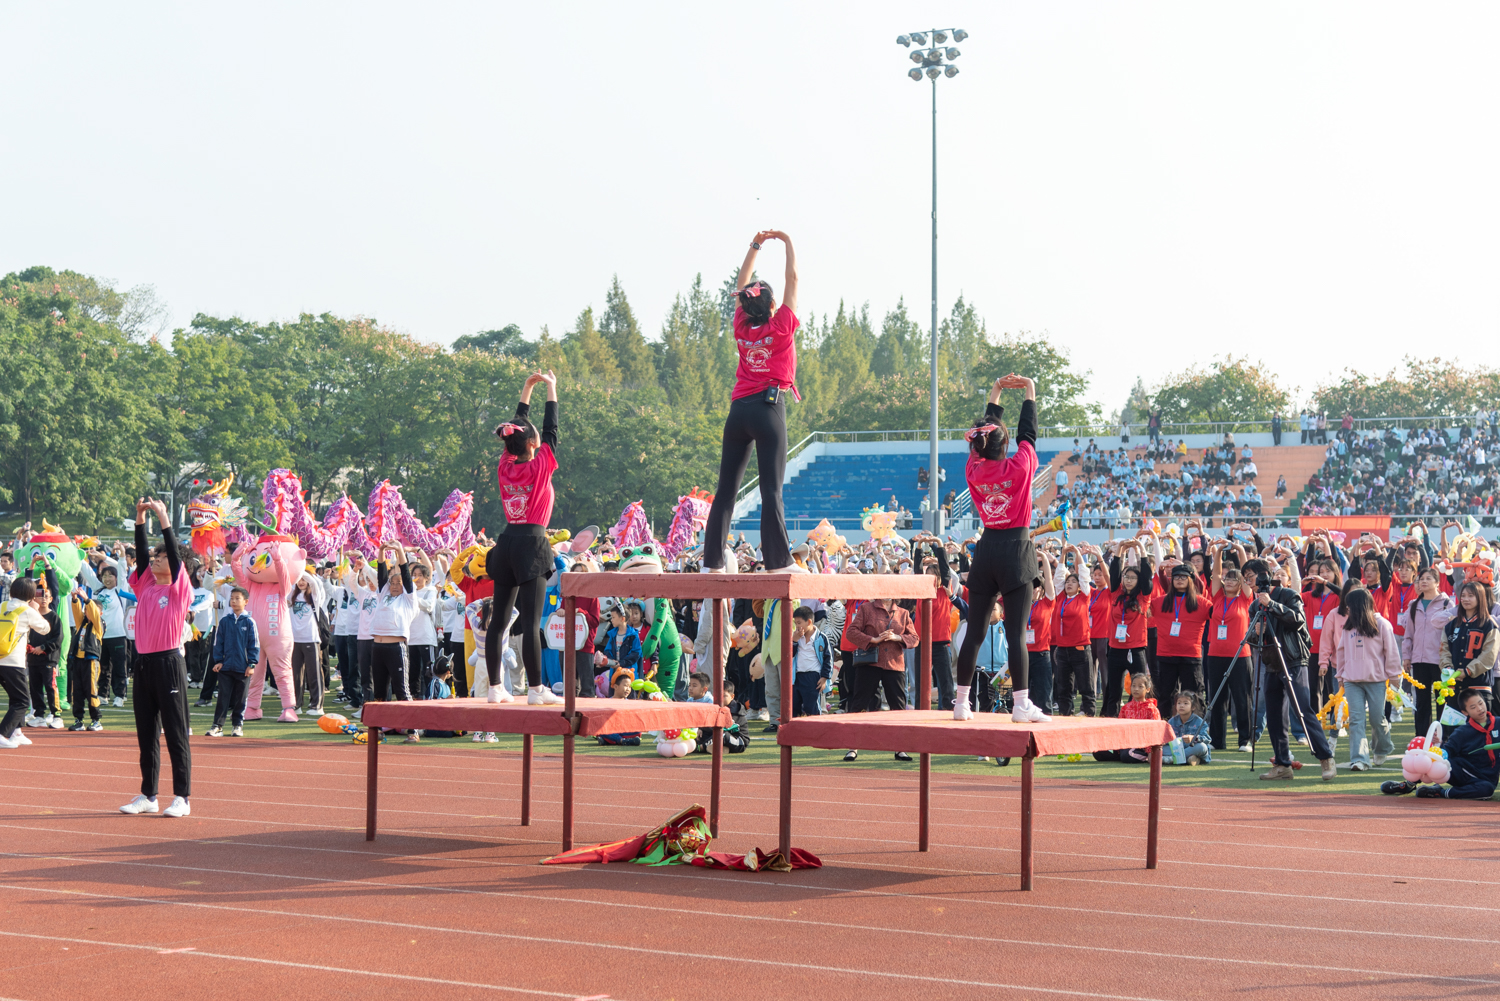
[662,489,712,561]
[541,804,820,871]
[186,475,249,559]
[260,468,474,560]
[609,500,653,550]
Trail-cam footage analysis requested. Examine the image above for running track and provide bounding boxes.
[0,731,1496,1001]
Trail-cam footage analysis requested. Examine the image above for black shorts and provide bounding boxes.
[486,524,555,583]
[970,527,1041,595]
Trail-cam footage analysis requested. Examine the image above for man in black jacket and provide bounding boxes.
[1246,559,1336,781]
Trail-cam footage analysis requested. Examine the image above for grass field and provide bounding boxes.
[55,680,1493,802]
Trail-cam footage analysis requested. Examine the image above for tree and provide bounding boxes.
[599,276,656,388]
[938,294,987,391]
[1312,357,1500,420]
[562,307,620,385]
[452,324,536,362]
[872,298,924,378]
[971,331,1101,429]
[1149,355,1290,430]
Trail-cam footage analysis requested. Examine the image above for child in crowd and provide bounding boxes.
[428,659,455,701]
[1096,673,1161,762]
[685,671,713,703]
[1384,690,1499,799]
[791,604,831,717]
[596,667,642,745]
[66,585,105,731]
[1166,692,1211,765]
[207,587,259,737]
[1,578,52,749]
[24,577,63,728]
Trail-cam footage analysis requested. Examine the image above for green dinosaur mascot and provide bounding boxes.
[14,521,88,712]
[618,543,683,698]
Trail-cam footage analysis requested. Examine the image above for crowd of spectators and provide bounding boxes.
[1301,420,1500,523]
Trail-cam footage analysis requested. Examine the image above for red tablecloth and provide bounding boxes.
[777,712,1174,757]
[360,698,731,737]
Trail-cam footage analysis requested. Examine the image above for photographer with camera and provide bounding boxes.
[1245,551,1336,781]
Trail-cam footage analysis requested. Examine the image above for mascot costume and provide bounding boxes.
[230,533,307,722]
[450,541,493,692]
[14,521,88,712]
[618,543,683,698]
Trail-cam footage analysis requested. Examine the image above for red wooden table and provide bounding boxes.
[776,713,1175,889]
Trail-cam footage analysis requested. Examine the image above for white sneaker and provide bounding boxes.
[0,733,18,749]
[472,731,485,742]
[120,795,159,815]
[162,796,190,818]
[527,687,564,705]
[483,732,498,743]
[23,714,39,728]
[352,707,363,719]
[1011,703,1052,723]
[486,687,515,704]
[767,563,811,574]
[1237,744,1253,753]
[12,730,33,745]
[46,715,64,729]
[113,697,125,708]
[953,702,973,721]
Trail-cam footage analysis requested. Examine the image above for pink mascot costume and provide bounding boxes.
[231,533,306,722]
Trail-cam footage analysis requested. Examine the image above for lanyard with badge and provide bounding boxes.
[1026,601,1040,645]
[1169,596,1185,637]
[1115,605,1137,644]
[1057,594,1079,643]
[1312,593,1333,631]
[1217,595,1234,642]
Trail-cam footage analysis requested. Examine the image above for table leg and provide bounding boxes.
[919,752,930,851]
[521,734,533,827]
[711,598,724,838]
[919,596,932,852]
[1147,744,1161,870]
[365,719,378,841]
[562,733,574,852]
[1020,753,1034,890]
[778,744,792,860]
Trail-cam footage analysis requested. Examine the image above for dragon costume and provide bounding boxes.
[618,543,683,698]
[14,521,87,712]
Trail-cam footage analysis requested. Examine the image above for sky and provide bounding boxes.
[4,2,1497,413]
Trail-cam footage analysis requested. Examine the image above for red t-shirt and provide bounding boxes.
[932,588,954,644]
[731,304,798,400]
[1052,591,1091,647]
[1107,591,1149,649]
[1025,596,1055,652]
[1303,590,1340,654]
[1153,595,1214,658]
[497,443,558,526]
[1206,591,1253,659]
[1088,588,1112,640]
[1385,581,1417,636]
[966,443,1039,531]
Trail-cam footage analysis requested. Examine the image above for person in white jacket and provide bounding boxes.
[1322,587,1403,771]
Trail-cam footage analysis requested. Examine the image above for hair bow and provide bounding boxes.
[497,422,525,437]
[964,424,999,442]
[738,284,762,298]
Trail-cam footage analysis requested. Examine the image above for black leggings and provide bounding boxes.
[703,394,790,571]
[956,582,1034,693]
[486,573,545,689]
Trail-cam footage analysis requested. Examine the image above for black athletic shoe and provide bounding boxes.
[67,720,87,731]
[894,751,913,762]
[192,700,210,708]
[843,750,858,762]
[762,723,779,734]
[1380,780,1417,796]
[1415,785,1447,798]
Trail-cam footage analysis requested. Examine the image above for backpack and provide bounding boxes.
[0,602,26,659]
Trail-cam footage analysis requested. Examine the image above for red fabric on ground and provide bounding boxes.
[777,711,1173,757]
[361,697,730,736]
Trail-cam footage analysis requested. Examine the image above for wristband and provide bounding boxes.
[750,241,761,250]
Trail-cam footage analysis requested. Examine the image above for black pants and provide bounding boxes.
[956,580,1034,692]
[854,666,907,713]
[212,669,248,728]
[370,643,411,702]
[1265,658,1333,765]
[184,636,212,684]
[485,527,549,690]
[132,650,192,799]
[1144,628,1159,689]
[408,644,435,701]
[1309,650,1336,706]
[837,651,857,713]
[443,639,468,698]
[1091,638,1109,699]
[0,664,28,740]
[291,642,322,712]
[1205,654,1252,749]
[334,634,359,703]
[69,657,102,722]
[1155,655,1205,704]
[703,394,790,571]
[931,641,954,710]
[1410,661,1440,738]
[1053,645,1095,716]
[1102,646,1145,717]
[355,638,374,706]
[100,637,130,699]
[1028,650,1054,712]
[27,661,59,716]
[792,672,822,716]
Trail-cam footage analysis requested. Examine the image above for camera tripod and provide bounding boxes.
[1199,598,1311,772]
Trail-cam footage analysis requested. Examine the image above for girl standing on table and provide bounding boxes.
[700,231,804,574]
[953,374,1048,723]
[489,371,565,705]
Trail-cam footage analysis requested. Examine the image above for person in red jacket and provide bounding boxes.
[1103,539,1154,717]
[1051,545,1095,716]
[1206,541,1255,751]
[1023,550,1058,714]
[1153,562,1212,704]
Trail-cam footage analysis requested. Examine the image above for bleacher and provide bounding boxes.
[734,447,1057,532]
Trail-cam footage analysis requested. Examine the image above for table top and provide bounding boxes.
[776,712,1175,757]
[561,571,936,602]
[359,698,732,737]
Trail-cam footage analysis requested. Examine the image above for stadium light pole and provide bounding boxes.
[897,28,967,535]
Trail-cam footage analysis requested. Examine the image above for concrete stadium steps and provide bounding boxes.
[734,448,1058,531]
[1034,444,1328,522]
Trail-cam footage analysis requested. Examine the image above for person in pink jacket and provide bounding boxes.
[1398,568,1457,738]
[1322,587,1403,771]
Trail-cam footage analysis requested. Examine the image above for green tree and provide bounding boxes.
[971,331,1101,429]
[873,298,923,377]
[1149,355,1290,430]
[452,324,536,362]
[599,276,656,388]
[563,306,620,385]
[1312,357,1500,420]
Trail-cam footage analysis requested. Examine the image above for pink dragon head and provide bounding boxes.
[609,500,652,550]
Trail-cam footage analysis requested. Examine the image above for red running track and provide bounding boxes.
[0,729,1497,1001]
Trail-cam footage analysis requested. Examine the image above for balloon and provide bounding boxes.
[318,713,349,734]
[656,741,674,758]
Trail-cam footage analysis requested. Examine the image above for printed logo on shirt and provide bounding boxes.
[501,483,534,521]
[737,335,773,371]
[970,482,1016,522]
[362,598,376,612]
[157,596,169,609]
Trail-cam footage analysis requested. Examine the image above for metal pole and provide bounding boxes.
[928,72,941,534]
